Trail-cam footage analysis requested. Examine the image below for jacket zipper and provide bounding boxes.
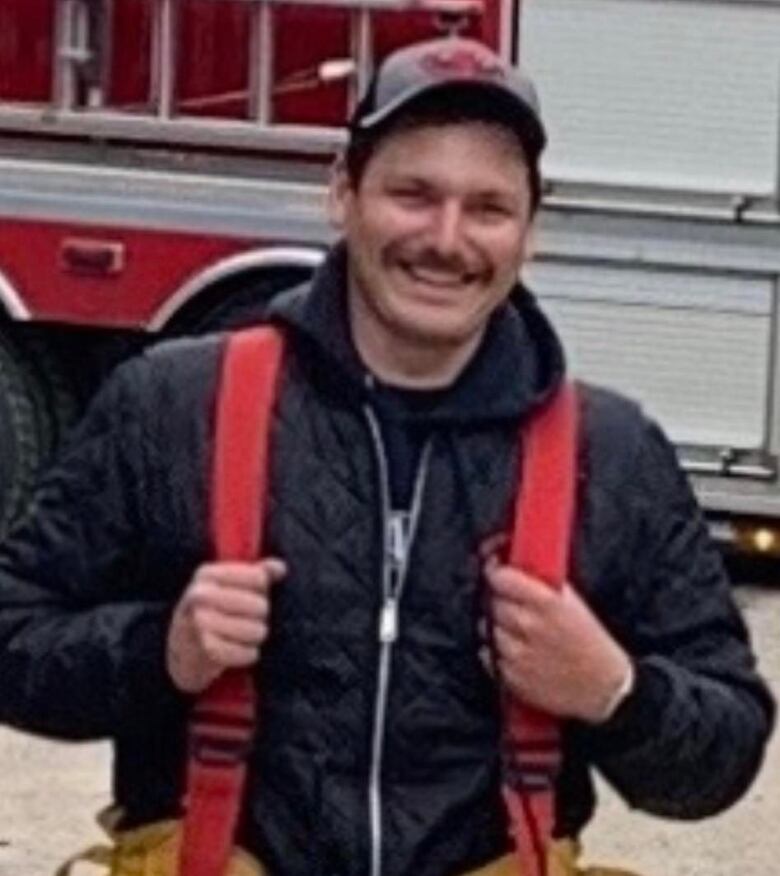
[364,405,432,876]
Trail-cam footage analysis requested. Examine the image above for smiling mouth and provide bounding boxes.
[400,261,480,289]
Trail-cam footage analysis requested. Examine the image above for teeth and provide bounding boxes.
[405,265,466,287]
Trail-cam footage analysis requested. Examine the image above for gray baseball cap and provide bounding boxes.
[350,37,546,157]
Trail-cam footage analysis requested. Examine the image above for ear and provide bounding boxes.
[327,156,352,230]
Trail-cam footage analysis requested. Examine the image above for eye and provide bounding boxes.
[472,200,515,221]
[387,184,431,208]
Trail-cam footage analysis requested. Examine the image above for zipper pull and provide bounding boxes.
[387,512,411,570]
[379,597,399,644]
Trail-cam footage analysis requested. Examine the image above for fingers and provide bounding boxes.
[478,533,508,562]
[493,625,525,664]
[491,596,533,640]
[476,615,496,677]
[485,560,562,641]
[484,560,558,605]
[185,558,285,647]
[195,558,288,591]
[481,561,633,721]
[193,605,269,647]
[199,630,264,670]
[479,570,543,677]
[187,580,271,621]
[166,558,287,694]
[185,558,286,612]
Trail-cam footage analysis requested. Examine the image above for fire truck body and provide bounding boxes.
[1,0,780,556]
[0,0,502,328]
[0,150,329,328]
[0,0,503,528]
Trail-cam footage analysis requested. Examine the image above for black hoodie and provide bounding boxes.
[266,243,565,511]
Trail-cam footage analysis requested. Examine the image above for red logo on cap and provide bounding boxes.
[420,48,504,81]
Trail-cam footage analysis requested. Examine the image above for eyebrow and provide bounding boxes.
[383,174,520,202]
[383,175,431,188]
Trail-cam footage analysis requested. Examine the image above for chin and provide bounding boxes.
[392,308,480,348]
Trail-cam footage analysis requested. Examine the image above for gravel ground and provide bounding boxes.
[1,585,778,876]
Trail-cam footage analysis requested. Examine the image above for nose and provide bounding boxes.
[429,199,465,257]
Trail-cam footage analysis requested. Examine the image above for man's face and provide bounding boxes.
[329,121,535,352]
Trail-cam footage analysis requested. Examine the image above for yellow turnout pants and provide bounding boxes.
[57,813,643,876]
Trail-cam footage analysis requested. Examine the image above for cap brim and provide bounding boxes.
[353,79,546,156]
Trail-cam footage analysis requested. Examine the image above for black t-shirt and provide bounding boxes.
[369,380,445,512]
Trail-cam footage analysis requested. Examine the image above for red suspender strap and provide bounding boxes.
[502,382,579,876]
[180,327,285,876]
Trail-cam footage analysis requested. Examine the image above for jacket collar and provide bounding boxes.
[267,242,566,424]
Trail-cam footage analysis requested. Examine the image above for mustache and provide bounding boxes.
[385,243,484,279]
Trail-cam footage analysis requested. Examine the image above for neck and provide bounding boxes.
[347,282,485,389]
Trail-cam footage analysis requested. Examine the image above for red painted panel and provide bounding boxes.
[108,0,153,108]
[0,0,55,101]
[273,8,351,126]
[3,0,504,122]
[0,218,254,329]
[176,0,251,118]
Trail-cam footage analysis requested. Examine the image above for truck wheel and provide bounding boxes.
[17,327,82,452]
[0,327,80,535]
[0,331,46,534]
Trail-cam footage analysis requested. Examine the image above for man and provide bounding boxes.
[0,36,774,876]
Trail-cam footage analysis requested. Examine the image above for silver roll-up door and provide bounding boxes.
[526,259,774,450]
[521,0,780,199]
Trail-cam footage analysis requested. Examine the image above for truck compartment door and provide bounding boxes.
[526,259,775,455]
[520,0,780,200]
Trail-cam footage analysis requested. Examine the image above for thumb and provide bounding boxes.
[258,557,288,584]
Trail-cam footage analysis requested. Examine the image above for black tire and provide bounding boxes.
[0,326,80,535]
[0,330,47,534]
[16,326,82,450]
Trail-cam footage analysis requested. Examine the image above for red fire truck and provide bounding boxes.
[0,0,506,529]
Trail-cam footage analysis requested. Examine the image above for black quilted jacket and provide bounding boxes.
[0,247,774,876]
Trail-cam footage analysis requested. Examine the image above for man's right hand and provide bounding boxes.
[166,558,287,694]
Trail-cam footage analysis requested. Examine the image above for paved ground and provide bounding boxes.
[1,585,778,876]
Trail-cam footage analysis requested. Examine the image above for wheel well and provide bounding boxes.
[164,263,316,336]
[150,248,325,335]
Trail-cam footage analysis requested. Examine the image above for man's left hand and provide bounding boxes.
[485,560,634,724]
